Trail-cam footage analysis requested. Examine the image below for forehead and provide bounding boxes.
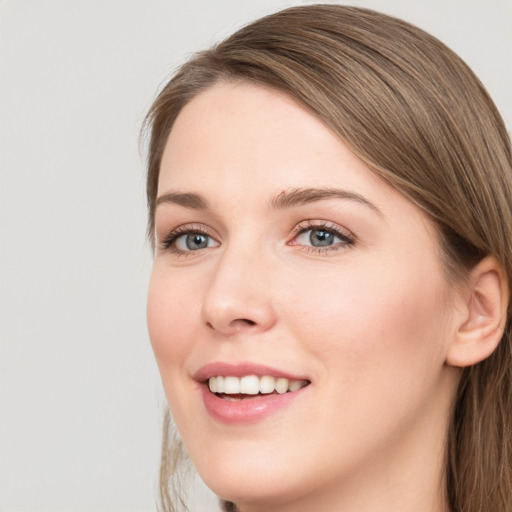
[159,82,384,198]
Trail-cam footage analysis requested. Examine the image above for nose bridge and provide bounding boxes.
[201,236,276,334]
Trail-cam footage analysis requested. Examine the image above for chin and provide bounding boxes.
[191,446,305,507]
[207,476,297,511]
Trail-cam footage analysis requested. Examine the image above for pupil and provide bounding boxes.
[186,233,208,250]
[310,229,333,247]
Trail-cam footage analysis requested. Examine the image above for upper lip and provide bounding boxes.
[193,361,310,383]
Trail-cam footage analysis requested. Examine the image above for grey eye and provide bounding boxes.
[185,233,209,250]
[174,232,218,251]
[309,229,336,247]
[185,233,208,251]
[296,228,341,248]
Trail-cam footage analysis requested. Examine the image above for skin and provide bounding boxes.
[147,82,465,512]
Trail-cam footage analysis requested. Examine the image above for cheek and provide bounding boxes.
[146,266,198,372]
[147,266,205,430]
[283,261,450,385]
[273,262,453,471]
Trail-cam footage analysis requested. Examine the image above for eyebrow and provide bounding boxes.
[269,187,382,215]
[155,192,209,210]
[155,187,381,215]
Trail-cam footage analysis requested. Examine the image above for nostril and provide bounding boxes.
[206,318,255,330]
[229,318,257,330]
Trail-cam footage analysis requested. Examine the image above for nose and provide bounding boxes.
[201,245,277,335]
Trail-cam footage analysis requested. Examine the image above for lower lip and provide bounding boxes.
[200,384,307,424]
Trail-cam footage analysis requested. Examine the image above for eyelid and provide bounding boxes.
[288,220,355,251]
[158,223,220,253]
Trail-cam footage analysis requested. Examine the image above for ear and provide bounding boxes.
[446,256,509,368]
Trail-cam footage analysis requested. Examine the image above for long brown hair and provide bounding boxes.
[143,5,512,511]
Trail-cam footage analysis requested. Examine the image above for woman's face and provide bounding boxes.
[148,83,461,510]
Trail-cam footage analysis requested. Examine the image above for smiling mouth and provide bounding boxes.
[208,375,310,399]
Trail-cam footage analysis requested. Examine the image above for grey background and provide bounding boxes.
[1,1,511,511]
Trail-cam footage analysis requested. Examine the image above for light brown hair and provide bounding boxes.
[143,5,512,511]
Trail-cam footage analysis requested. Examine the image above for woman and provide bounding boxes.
[143,5,512,512]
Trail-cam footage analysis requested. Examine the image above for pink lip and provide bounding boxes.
[193,362,311,425]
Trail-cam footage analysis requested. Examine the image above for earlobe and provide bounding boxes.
[446,256,509,368]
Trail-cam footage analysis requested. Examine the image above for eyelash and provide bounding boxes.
[159,224,216,255]
[289,220,355,253]
[158,221,355,256]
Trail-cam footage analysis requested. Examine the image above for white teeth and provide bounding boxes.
[288,380,303,392]
[275,378,289,394]
[207,375,308,395]
[240,375,260,395]
[223,376,240,394]
[259,375,275,394]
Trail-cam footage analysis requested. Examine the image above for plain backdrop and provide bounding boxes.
[1,1,511,511]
